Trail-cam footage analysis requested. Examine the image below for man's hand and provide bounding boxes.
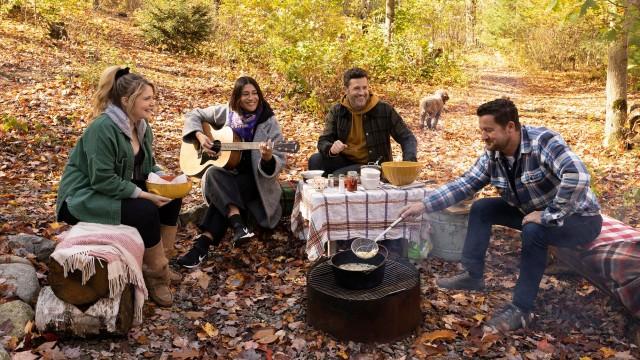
[195,131,218,156]
[260,139,273,161]
[329,140,347,155]
[522,211,542,225]
[400,202,426,220]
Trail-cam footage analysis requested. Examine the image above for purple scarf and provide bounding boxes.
[227,104,262,142]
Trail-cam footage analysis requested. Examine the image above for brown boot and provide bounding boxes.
[160,225,182,283]
[143,243,173,307]
[160,225,178,258]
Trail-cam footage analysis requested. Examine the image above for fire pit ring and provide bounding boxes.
[306,256,422,343]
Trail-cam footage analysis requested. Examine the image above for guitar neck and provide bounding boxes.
[219,142,262,151]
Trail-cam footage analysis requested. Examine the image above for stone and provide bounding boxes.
[7,233,56,261]
[178,203,207,226]
[0,300,34,339]
[0,263,40,305]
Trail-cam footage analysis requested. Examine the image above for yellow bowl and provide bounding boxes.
[381,161,423,186]
[146,179,192,199]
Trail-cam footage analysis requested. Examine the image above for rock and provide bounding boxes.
[0,300,34,339]
[178,203,207,226]
[0,347,8,360]
[0,263,40,305]
[7,233,56,261]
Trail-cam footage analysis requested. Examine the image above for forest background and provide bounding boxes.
[1,0,640,358]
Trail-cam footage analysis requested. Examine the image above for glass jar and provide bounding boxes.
[345,171,358,192]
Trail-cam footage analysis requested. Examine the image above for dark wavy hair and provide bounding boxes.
[477,98,520,130]
[343,67,369,87]
[229,76,266,113]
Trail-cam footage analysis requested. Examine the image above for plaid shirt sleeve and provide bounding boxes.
[538,133,593,226]
[422,153,491,212]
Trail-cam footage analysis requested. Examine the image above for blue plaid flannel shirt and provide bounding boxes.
[423,126,600,226]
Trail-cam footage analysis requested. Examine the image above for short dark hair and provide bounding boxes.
[343,67,368,87]
[477,98,520,129]
[229,76,266,113]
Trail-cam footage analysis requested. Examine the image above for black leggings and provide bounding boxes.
[58,197,182,248]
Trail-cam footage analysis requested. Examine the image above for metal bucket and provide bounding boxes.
[427,209,469,261]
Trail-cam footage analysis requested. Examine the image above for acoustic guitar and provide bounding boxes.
[179,123,300,177]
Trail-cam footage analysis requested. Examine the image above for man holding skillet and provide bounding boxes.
[401,98,602,331]
[308,67,418,175]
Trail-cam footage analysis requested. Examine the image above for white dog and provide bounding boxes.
[419,90,449,130]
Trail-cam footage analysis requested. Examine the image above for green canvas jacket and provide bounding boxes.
[56,113,161,224]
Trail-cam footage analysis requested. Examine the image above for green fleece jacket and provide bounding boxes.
[56,114,161,224]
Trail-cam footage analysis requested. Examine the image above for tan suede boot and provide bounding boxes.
[143,243,173,307]
[160,225,182,283]
[160,225,178,258]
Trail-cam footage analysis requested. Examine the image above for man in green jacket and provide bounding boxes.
[308,67,418,175]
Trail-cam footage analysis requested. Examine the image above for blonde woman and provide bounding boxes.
[55,66,181,306]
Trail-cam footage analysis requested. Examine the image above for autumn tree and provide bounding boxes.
[465,0,477,47]
[602,0,640,148]
[385,0,395,44]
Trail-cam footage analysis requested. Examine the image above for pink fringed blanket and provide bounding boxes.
[51,222,148,325]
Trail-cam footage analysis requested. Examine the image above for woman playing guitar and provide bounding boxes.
[178,76,286,268]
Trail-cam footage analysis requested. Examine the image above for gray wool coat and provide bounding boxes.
[183,104,284,229]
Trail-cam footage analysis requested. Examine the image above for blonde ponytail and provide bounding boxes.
[91,65,121,118]
[89,66,155,120]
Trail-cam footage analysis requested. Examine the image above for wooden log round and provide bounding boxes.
[48,259,110,307]
[35,285,134,337]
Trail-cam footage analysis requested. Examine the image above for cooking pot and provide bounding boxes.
[329,245,388,290]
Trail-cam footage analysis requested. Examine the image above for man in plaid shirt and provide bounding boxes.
[401,98,602,332]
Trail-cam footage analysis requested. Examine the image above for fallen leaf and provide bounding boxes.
[252,328,275,340]
[613,351,636,360]
[12,351,38,360]
[173,336,189,348]
[201,322,218,338]
[537,339,555,354]
[599,347,616,358]
[188,270,210,290]
[420,329,457,343]
[184,311,204,320]
[226,273,246,289]
[171,348,200,360]
[291,337,306,352]
[256,334,278,344]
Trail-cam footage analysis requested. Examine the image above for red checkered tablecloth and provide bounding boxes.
[584,214,640,250]
[290,181,431,260]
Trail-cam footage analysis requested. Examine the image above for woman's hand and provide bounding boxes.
[140,191,172,207]
[400,202,426,220]
[260,139,274,161]
[196,131,218,156]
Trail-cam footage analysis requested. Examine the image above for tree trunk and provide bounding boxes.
[385,0,395,44]
[360,0,371,19]
[465,0,477,47]
[604,0,631,148]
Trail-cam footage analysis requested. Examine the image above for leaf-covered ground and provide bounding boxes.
[1,10,640,359]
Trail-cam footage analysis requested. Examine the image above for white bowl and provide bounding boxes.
[307,177,328,191]
[301,170,325,180]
